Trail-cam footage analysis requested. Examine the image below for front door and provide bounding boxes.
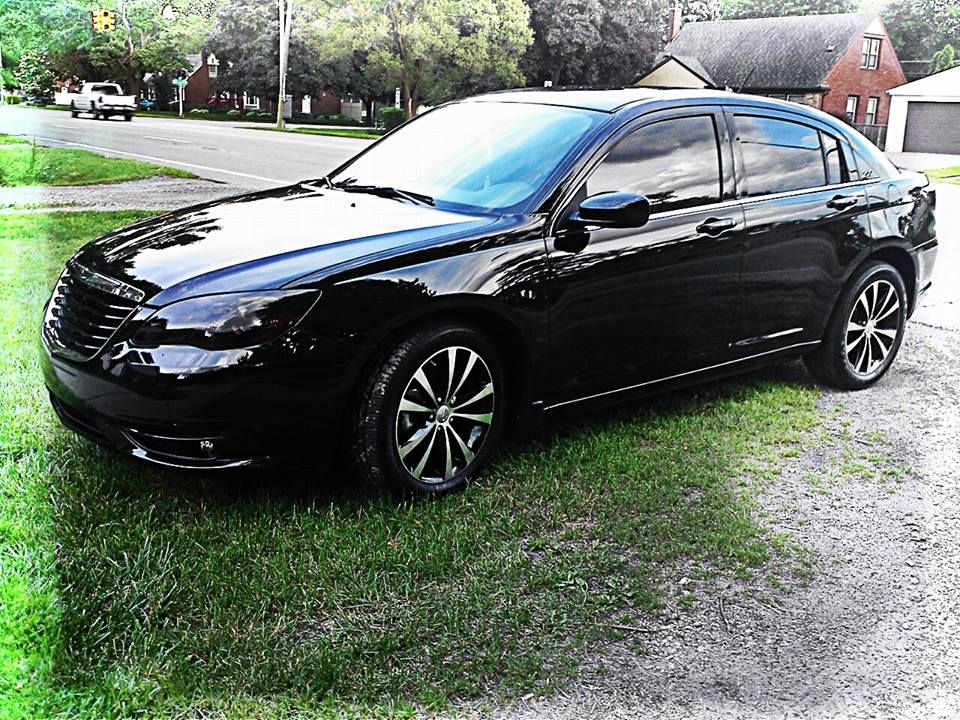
[544,110,745,406]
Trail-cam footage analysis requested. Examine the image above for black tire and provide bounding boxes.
[353,324,506,495]
[804,260,907,390]
[70,103,78,119]
[124,113,132,121]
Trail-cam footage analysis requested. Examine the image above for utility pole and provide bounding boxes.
[276,0,293,130]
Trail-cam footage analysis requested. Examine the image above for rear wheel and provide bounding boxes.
[804,261,907,389]
[353,324,505,495]
[70,102,78,119]
[124,113,132,121]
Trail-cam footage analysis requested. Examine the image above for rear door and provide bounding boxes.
[728,109,871,354]
[544,107,746,405]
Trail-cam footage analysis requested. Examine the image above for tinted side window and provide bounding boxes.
[588,115,722,213]
[735,115,826,196]
[821,132,850,185]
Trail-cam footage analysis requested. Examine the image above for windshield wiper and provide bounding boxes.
[334,183,435,206]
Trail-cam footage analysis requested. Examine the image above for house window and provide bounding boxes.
[860,37,881,69]
[242,92,260,109]
[864,97,879,125]
[845,95,859,122]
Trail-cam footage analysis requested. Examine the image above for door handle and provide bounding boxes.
[696,217,737,236]
[827,195,858,210]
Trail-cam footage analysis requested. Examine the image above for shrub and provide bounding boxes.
[378,106,405,130]
[257,111,272,118]
[3,95,21,105]
[314,112,362,126]
[226,109,240,117]
[188,108,209,115]
[244,110,260,118]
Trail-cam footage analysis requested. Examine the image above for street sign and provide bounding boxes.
[173,78,188,87]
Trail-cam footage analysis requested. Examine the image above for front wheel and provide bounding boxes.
[353,324,506,495]
[804,261,907,389]
[70,103,78,119]
[123,113,132,121]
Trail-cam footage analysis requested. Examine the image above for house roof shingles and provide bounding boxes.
[661,12,877,91]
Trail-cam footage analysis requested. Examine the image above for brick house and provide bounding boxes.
[180,52,341,116]
[636,13,906,147]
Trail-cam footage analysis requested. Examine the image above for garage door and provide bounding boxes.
[904,102,960,153]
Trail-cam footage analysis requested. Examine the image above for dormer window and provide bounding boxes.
[860,37,881,69]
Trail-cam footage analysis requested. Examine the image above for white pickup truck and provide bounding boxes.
[70,82,136,121]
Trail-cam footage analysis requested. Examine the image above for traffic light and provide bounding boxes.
[91,9,115,33]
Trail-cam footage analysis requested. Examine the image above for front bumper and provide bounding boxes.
[41,335,349,470]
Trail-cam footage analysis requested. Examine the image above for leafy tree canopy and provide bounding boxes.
[206,0,331,102]
[522,0,662,87]
[720,0,857,19]
[883,0,960,61]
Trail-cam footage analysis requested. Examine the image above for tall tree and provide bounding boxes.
[720,0,856,19]
[522,0,662,87]
[206,0,328,105]
[324,0,532,118]
[883,0,960,62]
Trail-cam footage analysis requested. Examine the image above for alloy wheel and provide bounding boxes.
[845,278,901,378]
[394,345,495,484]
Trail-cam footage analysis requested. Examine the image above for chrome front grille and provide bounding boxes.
[43,263,143,361]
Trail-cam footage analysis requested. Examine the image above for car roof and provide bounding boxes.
[465,87,742,113]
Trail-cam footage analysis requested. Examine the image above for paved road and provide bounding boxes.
[0,106,369,188]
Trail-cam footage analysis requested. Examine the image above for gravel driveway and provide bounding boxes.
[483,184,960,720]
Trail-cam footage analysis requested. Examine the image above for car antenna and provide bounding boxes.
[736,66,756,93]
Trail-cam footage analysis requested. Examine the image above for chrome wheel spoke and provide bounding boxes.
[400,423,435,459]
[413,368,438,405]
[442,426,454,480]
[453,411,493,425]
[847,321,865,333]
[399,398,432,414]
[448,424,476,465]
[874,286,896,320]
[454,382,493,410]
[874,331,893,355]
[873,327,897,339]
[875,298,899,322]
[452,350,478,399]
[395,344,495,483]
[846,331,866,353]
[412,426,439,478]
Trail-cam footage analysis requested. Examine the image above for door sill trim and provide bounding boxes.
[544,340,820,411]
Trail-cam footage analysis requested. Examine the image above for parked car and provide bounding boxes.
[138,97,156,111]
[24,91,54,106]
[41,89,937,493]
[70,82,136,121]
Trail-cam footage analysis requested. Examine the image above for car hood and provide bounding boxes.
[73,184,500,305]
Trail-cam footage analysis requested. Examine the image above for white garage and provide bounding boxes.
[886,66,960,153]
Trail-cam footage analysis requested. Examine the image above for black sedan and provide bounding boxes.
[41,89,937,493]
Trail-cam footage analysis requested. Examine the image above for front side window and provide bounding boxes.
[333,101,604,214]
[861,37,881,69]
[864,97,879,125]
[586,115,722,214]
[845,95,859,122]
[734,115,826,196]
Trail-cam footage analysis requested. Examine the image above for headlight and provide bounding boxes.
[131,290,318,350]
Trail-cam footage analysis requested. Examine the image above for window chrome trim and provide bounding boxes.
[543,340,820,411]
[645,178,879,221]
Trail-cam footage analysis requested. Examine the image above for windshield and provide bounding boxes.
[330,101,604,214]
[93,85,120,95]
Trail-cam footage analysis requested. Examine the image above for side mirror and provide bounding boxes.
[573,191,650,229]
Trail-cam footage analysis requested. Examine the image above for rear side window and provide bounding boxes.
[734,115,826,196]
[821,132,851,185]
[587,115,722,214]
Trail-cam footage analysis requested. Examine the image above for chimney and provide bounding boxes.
[669,0,683,41]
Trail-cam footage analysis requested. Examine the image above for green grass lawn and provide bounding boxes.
[0,136,193,186]
[0,211,820,719]
[926,166,960,184]
[253,126,383,140]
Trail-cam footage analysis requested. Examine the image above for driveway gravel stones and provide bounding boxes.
[0,176,250,212]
